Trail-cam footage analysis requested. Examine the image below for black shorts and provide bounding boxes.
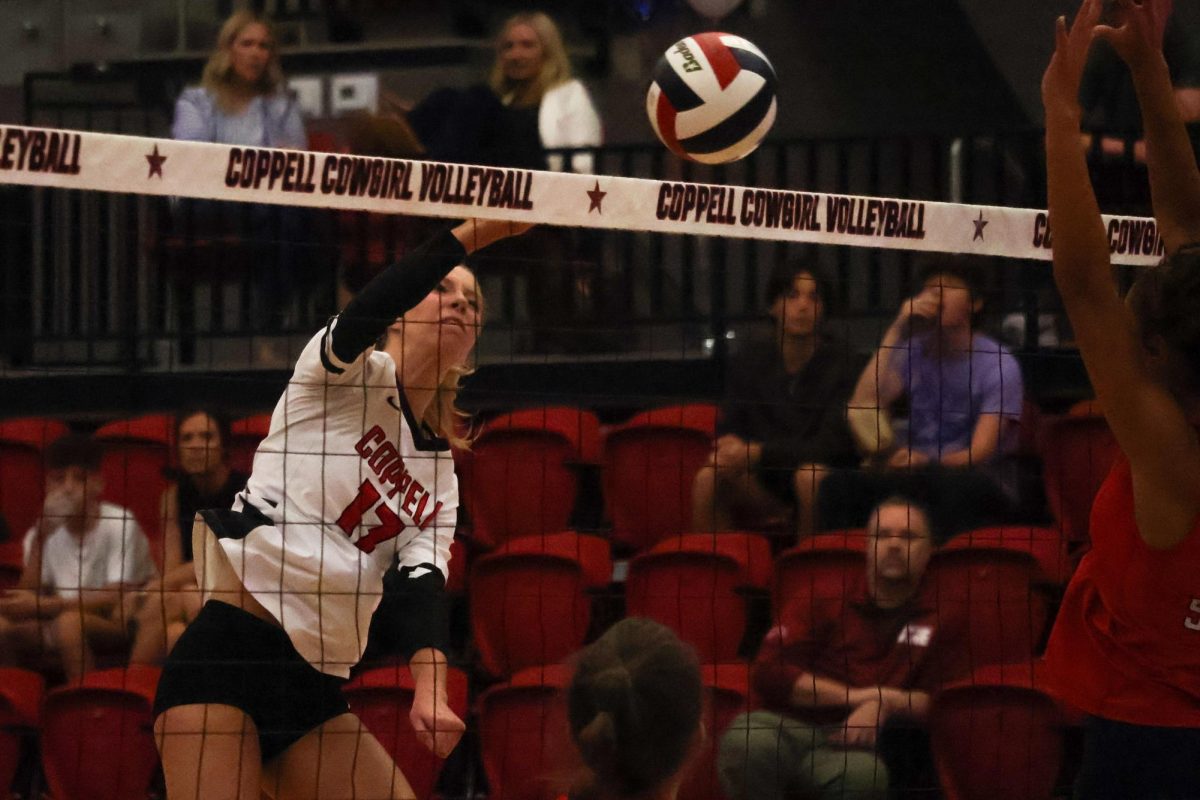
[153,600,350,763]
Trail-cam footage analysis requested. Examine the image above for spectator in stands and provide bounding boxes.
[486,11,603,174]
[172,10,305,150]
[1042,1,1200,795]
[0,433,156,679]
[719,496,947,800]
[410,11,602,173]
[409,11,605,353]
[172,9,314,351]
[560,617,703,800]
[819,257,1024,541]
[692,261,861,539]
[128,409,247,665]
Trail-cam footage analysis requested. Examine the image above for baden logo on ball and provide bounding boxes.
[647,32,778,164]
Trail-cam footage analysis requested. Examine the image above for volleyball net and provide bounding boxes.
[0,124,1139,799]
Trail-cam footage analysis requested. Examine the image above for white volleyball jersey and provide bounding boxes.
[208,318,457,677]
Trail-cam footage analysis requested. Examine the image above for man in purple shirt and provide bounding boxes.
[818,257,1024,539]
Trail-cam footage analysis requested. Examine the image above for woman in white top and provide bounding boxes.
[488,11,603,173]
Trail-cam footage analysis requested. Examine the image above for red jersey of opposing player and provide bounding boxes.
[1043,456,1200,726]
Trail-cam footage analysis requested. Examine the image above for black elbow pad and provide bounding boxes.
[390,562,450,658]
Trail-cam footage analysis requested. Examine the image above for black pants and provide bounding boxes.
[1075,716,1200,800]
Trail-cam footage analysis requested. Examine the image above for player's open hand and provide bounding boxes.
[409,695,466,759]
[1096,0,1172,73]
[1042,0,1104,120]
[452,217,536,254]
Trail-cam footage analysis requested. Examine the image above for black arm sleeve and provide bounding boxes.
[330,228,467,364]
[390,562,451,659]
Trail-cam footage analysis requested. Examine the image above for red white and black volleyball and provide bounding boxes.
[647,32,777,164]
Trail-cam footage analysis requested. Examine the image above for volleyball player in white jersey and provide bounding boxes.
[153,217,529,800]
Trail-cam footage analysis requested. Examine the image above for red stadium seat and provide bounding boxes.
[602,404,718,551]
[0,417,69,538]
[0,668,43,799]
[930,662,1066,800]
[646,531,773,589]
[445,536,468,594]
[41,666,161,800]
[1040,403,1119,552]
[772,530,868,610]
[478,664,573,800]
[343,662,469,800]
[490,531,613,589]
[94,414,173,559]
[681,663,752,800]
[228,412,272,475]
[466,407,600,548]
[625,548,747,664]
[0,541,23,590]
[951,525,1072,586]
[925,544,1050,679]
[470,551,592,680]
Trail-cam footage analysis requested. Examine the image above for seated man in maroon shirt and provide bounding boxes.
[719,496,953,800]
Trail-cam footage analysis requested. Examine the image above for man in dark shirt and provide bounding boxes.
[719,497,954,800]
[692,261,862,539]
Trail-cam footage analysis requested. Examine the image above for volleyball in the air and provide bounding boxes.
[646,32,777,164]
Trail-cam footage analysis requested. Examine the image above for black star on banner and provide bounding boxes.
[972,209,989,241]
[586,180,606,213]
[145,145,167,179]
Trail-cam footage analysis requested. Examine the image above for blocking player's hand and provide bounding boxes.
[1042,0,1103,119]
[410,693,466,758]
[1096,0,1171,72]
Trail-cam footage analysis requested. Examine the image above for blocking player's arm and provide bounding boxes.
[1101,0,1200,252]
[328,218,532,365]
[1047,1,1200,547]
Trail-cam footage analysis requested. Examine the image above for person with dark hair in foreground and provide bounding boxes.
[560,617,704,800]
[1042,0,1200,796]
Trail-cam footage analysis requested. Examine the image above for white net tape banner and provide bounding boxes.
[0,124,1165,265]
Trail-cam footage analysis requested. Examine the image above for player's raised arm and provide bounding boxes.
[1097,0,1200,252]
[329,218,533,366]
[1044,0,1200,547]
